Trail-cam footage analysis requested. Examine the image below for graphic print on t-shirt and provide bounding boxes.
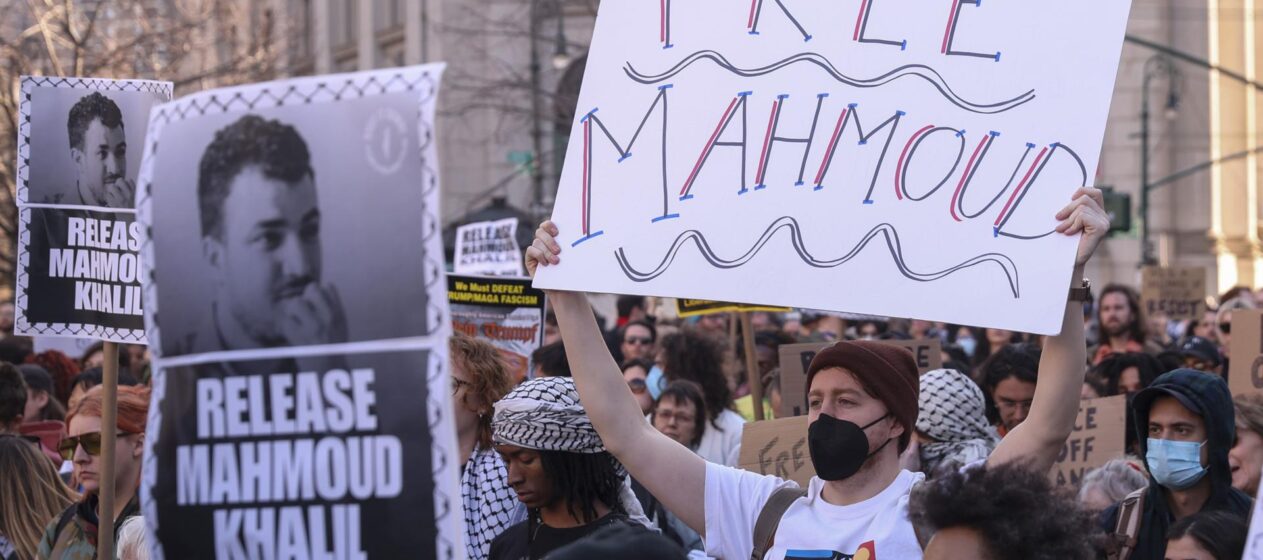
[785,540,876,560]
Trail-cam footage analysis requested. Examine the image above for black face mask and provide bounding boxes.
[808,412,894,481]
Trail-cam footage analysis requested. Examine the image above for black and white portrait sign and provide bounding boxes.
[15,77,172,342]
[136,65,460,559]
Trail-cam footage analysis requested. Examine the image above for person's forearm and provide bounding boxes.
[549,290,653,456]
[1025,266,1088,468]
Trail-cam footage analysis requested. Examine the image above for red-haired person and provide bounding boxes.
[38,385,148,559]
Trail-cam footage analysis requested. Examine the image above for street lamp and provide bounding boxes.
[1139,54,1181,265]
[553,2,571,70]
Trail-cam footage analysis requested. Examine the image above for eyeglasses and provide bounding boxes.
[655,409,695,424]
[451,377,474,395]
[623,336,653,346]
[58,432,133,461]
[627,378,648,394]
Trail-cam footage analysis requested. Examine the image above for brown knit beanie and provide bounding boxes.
[806,340,920,453]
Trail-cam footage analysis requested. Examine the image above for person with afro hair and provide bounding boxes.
[910,462,1098,559]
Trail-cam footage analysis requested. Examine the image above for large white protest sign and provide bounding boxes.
[136,65,460,559]
[454,217,524,276]
[15,77,171,343]
[534,1,1132,334]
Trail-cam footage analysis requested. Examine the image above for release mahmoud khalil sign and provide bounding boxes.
[533,0,1133,335]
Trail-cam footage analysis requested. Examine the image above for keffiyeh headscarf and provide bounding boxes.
[916,369,999,474]
[492,377,651,527]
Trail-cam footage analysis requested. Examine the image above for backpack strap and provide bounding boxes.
[1108,486,1148,560]
[750,486,808,560]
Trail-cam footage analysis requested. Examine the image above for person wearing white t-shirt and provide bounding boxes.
[525,187,1110,559]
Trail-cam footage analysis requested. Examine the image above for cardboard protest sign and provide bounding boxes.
[778,339,941,417]
[1049,395,1126,488]
[533,1,1133,335]
[454,217,524,276]
[136,65,462,558]
[448,274,546,382]
[738,416,813,487]
[1230,309,1263,397]
[15,77,172,343]
[1140,266,1206,322]
[675,298,790,318]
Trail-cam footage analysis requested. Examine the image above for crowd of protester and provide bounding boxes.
[2,186,1262,559]
[0,324,152,560]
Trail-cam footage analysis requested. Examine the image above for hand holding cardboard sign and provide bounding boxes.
[281,282,348,347]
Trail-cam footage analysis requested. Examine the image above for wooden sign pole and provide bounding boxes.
[98,342,119,560]
[740,312,765,421]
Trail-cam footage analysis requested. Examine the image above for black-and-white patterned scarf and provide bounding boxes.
[491,376,651,528]
[916,369,999,474]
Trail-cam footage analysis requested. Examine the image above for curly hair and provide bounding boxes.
[26,350,81,405]
[197,115,313,239]
[977,343,1041,425]
[67,92,123,151]
[538,450,625,524]
[910,462,1098,559]
[449,333,515,449]
[659,330,732,428]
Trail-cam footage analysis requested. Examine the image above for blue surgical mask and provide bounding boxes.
[957,336,977,358]
[1146,438,1208,490]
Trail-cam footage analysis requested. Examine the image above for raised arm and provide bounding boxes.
[526,223,709,535]
[987,187,1109,473]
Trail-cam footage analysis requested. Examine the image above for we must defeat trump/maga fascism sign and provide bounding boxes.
[534,0,1133,335]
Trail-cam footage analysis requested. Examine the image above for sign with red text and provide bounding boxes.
[448,274,547,383]
[533,1,1133,335]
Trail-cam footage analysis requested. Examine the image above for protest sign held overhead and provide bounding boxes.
[1140,266,1206,322]
[1049,395,1126,488]
[777,339,941,417]
[454,217,524,276]
[136,65,461,559]
[1230,309,1263,397]
[532,1,1133,334]
[448,274,546,383]
[15,77,171,343]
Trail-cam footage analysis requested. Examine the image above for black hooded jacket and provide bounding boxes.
[1099,368,1252,559]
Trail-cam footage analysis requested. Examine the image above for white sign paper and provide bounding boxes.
[455,217,523,276]
[534,0,1133,335]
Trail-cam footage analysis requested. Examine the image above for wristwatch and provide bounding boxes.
[1068,278,1092,302]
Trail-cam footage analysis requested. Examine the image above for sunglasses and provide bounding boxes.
[1220,323,1232,334]
[59,432,133,461]
[627,378,648,394]
[624,336,653,346]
